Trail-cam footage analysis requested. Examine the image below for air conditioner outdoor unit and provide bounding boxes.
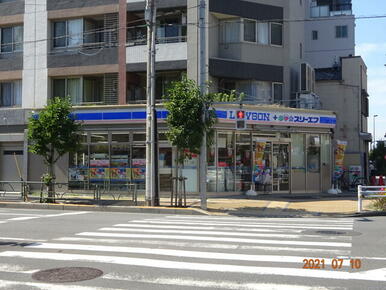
[299,62,315,93]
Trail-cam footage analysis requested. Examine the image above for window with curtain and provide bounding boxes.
[0,80,21,107]
[270,23,283,46]
[273,83,283,104]
[0,26,22,53]
[257,22,269,45]
[53,77,102,105]
[220,19,240,44]
[68,19,83,47]
[243,19,256,42]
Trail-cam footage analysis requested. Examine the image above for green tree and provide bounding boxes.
[163,78,240,172]
[28,97,81,202]
[370,141,386,175]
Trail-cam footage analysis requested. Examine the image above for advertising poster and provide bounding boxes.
[334,140,347,179]
[131,168,146,180]
[110,168,127,181]
[253,141,268,184]
[90,168,109,181]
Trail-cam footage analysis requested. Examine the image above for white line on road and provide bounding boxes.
[130,220,353,230]
[98,227,351,240]
[76,232,352,247]
[114,223,303,233]
[53,237,351,255]
[25,242,352,266]
[165,216,355,224]
[0,264,38,274]
[0,237,47,242]
[1,251,385,282]
[7,217,40,221]
[0,279,111,290]
[104,273,339,290]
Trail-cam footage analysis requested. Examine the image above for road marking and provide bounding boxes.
[43,212,89,218]
[0,279,111,290]
[1,251,385,282]
[0,237,46,242]
[98,227,351,240]
[0,213,44,216]
[130,220,353,230]
[0,263,37,274]
[76,232,352,247]
[53,237,351,255]
[7,217,40,221]
[114,223,303,233]
[104,273,338,290]
[165,216,354,222]
[25,242,351,266]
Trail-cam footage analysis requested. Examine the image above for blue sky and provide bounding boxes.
[353,0,386,142]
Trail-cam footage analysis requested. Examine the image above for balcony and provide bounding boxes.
[310,0,352,17]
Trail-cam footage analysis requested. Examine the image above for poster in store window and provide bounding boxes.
[334,140,347,179]
[110,168,127,181]
[90,168,109,181]
[254,141,268,184]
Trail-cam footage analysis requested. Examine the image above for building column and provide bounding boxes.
[22,0,48,108]
[118,0,127,105]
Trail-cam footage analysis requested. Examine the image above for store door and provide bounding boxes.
[272,144,290,193]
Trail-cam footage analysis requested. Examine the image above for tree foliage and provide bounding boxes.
[163,78,240,163]
[28,97,81,201]
[370,141,386,175]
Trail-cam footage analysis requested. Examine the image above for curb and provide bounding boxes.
[0,202,209,216]
[346,211,386,218]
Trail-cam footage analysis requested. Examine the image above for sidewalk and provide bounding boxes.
[0,192,381,217]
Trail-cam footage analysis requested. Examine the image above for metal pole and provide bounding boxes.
[357,185,362,212]
[373,114,378,150]
[145,0,156,206]
[198,0,207,210]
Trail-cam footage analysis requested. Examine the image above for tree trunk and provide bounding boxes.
[46,162,56,203]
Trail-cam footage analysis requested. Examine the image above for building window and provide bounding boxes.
[335,25,348,38]
[273,83,283,104]
[220,19,240,44]
[270,23,283,46]
[53,77,104,105]
[0,26,23,53]
[312,30,318,40]
[53,17,106,49]
[0,80,22,107]
[257,22,269,45]
[243,19,256,42]
[300,42,303,59]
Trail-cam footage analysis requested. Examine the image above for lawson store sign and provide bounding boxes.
[73,108,336,128]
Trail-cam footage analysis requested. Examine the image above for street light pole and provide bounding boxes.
[373,114,378,150]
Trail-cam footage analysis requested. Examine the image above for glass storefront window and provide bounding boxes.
[159,147,173,191]
[91,133,108,143]
[131,146,146,190]
[133,133,146,142]
[207,138,217,192]
[307,135,321,173]
[112,133,130,143]
[69,144,89,188]
[110,143,130,186]
[89,144,110,185]
[236,133,252,192]
[217,132,235,192]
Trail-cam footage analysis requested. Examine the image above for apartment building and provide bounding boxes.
[0,0,340,195]
[304,0,370,178]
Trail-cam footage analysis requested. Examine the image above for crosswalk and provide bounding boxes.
[0,214,385,289]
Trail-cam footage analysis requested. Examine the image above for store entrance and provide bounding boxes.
[254,141,290,194]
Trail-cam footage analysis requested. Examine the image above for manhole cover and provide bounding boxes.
[302,229,362,236]
[32,267,103,283]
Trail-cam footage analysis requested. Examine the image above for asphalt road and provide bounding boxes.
[0,208,385,290]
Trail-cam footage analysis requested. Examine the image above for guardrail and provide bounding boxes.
[357,185,386,212]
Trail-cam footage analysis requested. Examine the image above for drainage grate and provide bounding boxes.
[32,267,103,283]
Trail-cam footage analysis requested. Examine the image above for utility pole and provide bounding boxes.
[198,0,207,210]
[145,0,157,206]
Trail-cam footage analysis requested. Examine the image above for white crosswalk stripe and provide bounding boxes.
[1,215,383,289]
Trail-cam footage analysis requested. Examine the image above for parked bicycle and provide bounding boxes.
[337,171,368,191]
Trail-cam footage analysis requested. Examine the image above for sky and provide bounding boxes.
[353,0,386,142]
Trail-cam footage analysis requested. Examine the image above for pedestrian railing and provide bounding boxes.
[0,180,138,204]
[357,185,386,212]
[171,177,187,207]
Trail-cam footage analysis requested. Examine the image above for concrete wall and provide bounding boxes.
[0,0,24,17]
[22,0,48,109]
[304,0,355,69]
[47,0,118,11]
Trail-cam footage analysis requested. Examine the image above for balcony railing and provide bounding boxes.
[127,24,187,46]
